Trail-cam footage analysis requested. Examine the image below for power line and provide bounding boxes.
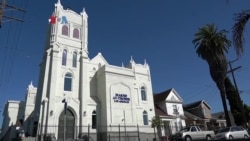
[0,0,25,28]
[0,0,28,106]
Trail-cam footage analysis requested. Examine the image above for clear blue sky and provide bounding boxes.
[1,0,250,127]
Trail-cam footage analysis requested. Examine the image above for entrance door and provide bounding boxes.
[58,109,75,140]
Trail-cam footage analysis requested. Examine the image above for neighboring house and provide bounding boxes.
[153,88,186,136]
[212,111,235,127]
[183,100,227,130]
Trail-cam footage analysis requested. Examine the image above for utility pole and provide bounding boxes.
[227,59,247,128]
[0,0,25,28]
[62,98,67,141]
[123,110,127,141]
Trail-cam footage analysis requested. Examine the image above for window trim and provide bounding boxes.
[72,52,77,68]
[73,28,80,39]
[64,73,72,91]
[62,25,69,36]
[143,110,148,125]
[62,49,67,66]
[141,86,147,101]
[92,110,97,129]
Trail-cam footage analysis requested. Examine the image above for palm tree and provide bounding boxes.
[232,10,250,57]
[192,24,231,126]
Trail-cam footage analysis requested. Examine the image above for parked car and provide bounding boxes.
[174,126,215,141]
[214,126,249,140]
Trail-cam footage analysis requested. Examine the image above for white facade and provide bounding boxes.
[154,88,186,136]
[0,1,156,141]
[0,101,24,139]
[0,82,36,140]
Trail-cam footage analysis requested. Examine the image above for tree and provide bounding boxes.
[151,115,163,138]
[151,115,163,128]
[232,10,250,57]
[224,77,244,126]
[243,104,250,125]
[192,24,232,126]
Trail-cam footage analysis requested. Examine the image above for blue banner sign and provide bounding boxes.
[113,93,130,103]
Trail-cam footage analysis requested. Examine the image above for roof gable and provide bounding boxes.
[154,105,176,118]
[90,52,109,65]
[184,100,211,110]
[154,88,183,103]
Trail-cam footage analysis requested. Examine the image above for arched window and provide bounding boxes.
[92,110,96,129]
[73,28,79,39]
[62,49,67,66]
[72,52,77,68]
[62,25,69,36]
[64,73,72,91]
[141,86,147,101]
[143,110,148,125]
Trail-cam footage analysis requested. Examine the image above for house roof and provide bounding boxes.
[212,111,235,125]
[154,105,176,119]
[183,100,211,110]
[153,88,183,103]
[154,89,172,103]
[154,105,168,116]
[184,111,203,120]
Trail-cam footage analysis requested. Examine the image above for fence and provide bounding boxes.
[1,124,180,141]
[37,124,158,141]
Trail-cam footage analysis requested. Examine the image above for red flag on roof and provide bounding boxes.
[49,16,56,24]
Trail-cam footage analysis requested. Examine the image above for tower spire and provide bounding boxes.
[55,0,62,8]
[57,0,61,5]
[130,56,134,63]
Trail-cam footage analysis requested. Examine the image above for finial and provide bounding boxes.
[28,81,34,89]
[122,62,124,67]
[144,59,147,65]
[55,0,62,8]
[130,56,134,63]
[81,7,88,16]
[57,0,61,5]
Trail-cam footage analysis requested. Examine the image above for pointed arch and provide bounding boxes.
[58,109,75,140]
[92,110,97,129]
[62,25,69,36]
[141,86,147,101]
[72,52,77,68]
[143,110,148,125]
[62,49,67,66]
[73,28,79,39]
[64,73,72,91]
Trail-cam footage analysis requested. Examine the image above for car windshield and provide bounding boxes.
[180,127,191,132]
[218,127,230,133]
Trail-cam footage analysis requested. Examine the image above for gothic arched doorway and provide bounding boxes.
[58,109,75,140]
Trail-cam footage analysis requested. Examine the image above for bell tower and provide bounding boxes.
[33,0,90,137]
[48,0,89,58]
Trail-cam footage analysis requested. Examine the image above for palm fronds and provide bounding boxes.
[232,10,250,57]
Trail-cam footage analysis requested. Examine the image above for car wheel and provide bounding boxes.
[206,135,211,140]
[244,135,248,139]
[185,136,192,141]
[229,135,233,140]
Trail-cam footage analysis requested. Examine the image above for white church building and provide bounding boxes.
[0,1,156,140]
